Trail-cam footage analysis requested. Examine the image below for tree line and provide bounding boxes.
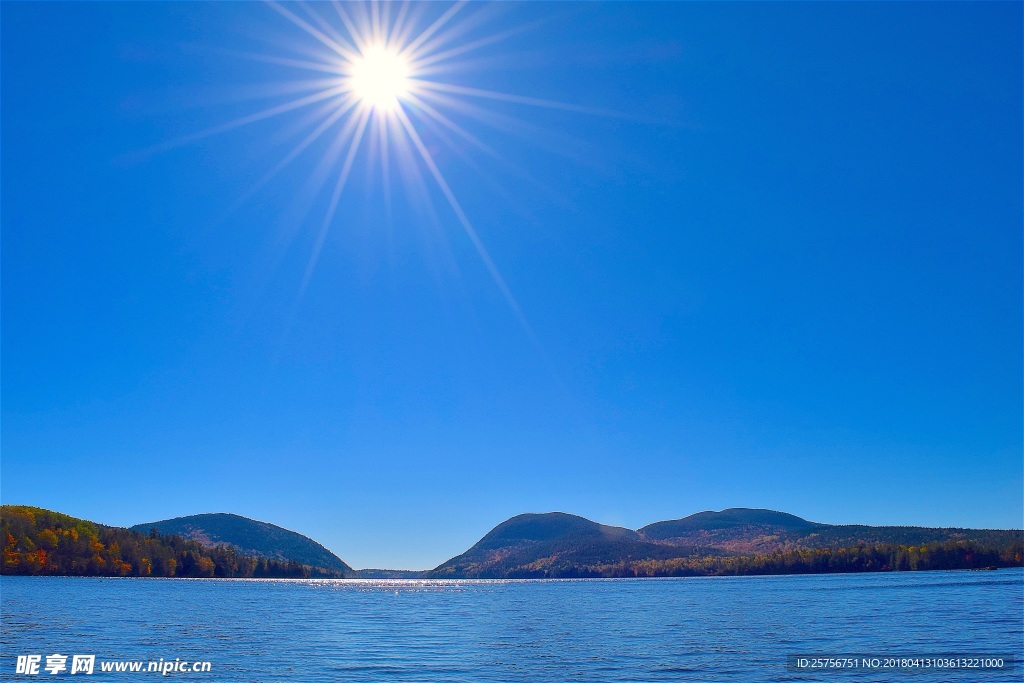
[500,540,1023,578]
[1,506,344,579]
[4,505,1021,580]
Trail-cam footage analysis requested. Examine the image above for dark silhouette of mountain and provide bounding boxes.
[130,513,351,574]
[431,509,1022,578]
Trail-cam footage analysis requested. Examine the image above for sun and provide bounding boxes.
[349,46,409,111]
[165,2,595,344]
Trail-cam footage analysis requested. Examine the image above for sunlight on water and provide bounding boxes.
[2,570,1021,682]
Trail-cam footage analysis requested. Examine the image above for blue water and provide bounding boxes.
[2,570,1021,682]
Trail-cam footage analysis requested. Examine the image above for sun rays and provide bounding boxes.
[165,0,595,346]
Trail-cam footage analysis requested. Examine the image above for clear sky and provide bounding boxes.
[2,2,1021,570]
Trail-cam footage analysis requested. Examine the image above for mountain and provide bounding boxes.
[432,512,706,578]
[351,568,432,579]
[639,508,1016,555]
[639,507,822,554]
[431,508,1023,578]
[1,506,343,578]
[5,504,1020,580]
[131,513,351,574]
[642,508,817,535]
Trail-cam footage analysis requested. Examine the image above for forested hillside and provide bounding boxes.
[130,513,351,573]
[434,510,1023,578]
[1,506,344,578]
[4,505,1021,580]
[639,508,1019,554]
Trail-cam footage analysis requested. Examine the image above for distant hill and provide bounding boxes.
[640,507,818,553]
[432,512,706,578]
[431,508,1023,578]
[1,506,344,578]
[351,568,432,579]
[5,504,1020,580]
[638,508,1016,555]
[642,508,817,535]
[131,513,351,574]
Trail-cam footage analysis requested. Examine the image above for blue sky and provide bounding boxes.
[2,2,1021,569]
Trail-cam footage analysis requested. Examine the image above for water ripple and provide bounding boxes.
[1,570,1020,682]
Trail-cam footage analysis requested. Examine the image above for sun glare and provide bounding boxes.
[350,46,409,111]
[171,1,597,345]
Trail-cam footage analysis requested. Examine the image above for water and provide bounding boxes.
[2,569,1021,682]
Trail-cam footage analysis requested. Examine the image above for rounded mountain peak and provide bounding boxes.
[474,512,636,550]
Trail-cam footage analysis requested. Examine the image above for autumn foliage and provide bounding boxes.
[1,506,344,579]
[434,540,1023,579]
